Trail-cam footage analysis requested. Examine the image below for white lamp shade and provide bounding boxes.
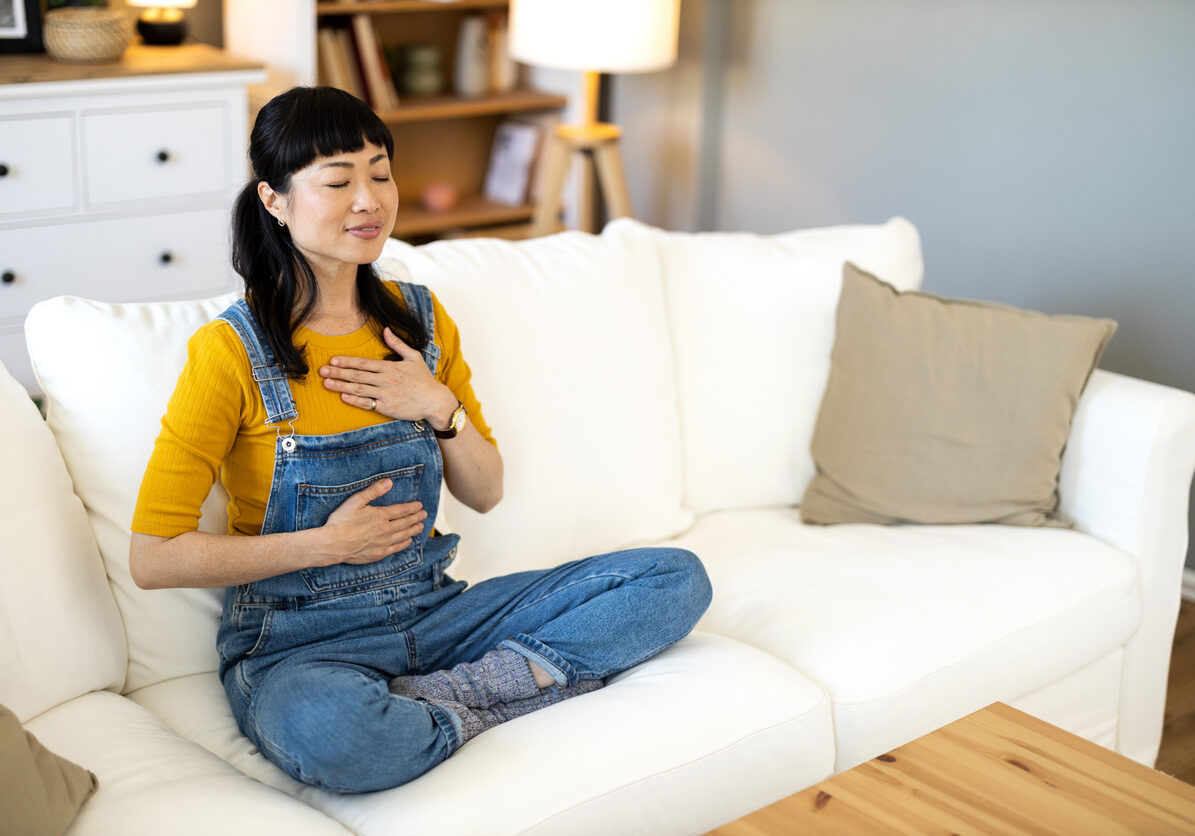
[127,0,197,8]
[509,0,681,74]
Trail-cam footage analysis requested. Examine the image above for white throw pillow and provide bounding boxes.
[377,221,693,581]
[649,217,924,512]
[26,294,237,692]
[0,360,126,719]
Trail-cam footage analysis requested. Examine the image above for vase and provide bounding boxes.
[454,15,489,98]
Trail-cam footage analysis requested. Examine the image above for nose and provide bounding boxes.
[352,180,382,212]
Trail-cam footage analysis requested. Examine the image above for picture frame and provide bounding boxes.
[0,0,44,54]
[484,121,543,207]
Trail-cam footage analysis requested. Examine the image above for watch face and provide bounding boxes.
[451,405,467,431]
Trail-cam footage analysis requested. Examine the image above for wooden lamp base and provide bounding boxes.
[531,71,634,236]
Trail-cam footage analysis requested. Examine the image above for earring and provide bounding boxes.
[277,218,285,227]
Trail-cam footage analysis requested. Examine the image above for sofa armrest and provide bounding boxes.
[1058,368,1195,765]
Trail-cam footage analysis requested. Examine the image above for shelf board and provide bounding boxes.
[392,196,534,237]
[376,89,566,123]
[317,1,509,15]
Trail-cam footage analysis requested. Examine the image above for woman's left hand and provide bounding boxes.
[320,327,455,425]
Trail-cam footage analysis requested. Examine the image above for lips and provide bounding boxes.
[347,223,384,238]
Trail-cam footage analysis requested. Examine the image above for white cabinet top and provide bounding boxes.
[0,44,265,100]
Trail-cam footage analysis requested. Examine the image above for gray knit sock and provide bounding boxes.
[389,648,542,709]
[426,699,485,746]
[476,678,606,727]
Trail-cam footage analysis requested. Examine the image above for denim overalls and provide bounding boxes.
[212,282,713,793]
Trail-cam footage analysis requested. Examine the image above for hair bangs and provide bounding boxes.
[306,97,395,163]
[255,87,394,186]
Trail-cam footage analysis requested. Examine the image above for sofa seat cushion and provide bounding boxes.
[657,508,1140,772]
[128,632,834,836]
[23,691,350,835]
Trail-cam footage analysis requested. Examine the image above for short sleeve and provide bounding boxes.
[131,322,252,538]
[430,291,497,448]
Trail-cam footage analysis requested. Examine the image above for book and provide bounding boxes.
[317,28,345,88]
[339,29,368,103]
[317,27,366,102]
[484,121,543,206]
[351,14,399,111]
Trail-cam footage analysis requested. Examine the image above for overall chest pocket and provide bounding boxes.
[296,465,424,594]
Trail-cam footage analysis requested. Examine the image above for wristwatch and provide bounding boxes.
[433,401,467,439]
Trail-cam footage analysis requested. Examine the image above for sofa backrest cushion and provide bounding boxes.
[376,222,693,581]
[647,217,924,513]
[0,361,126,720]
[26,295,237,693]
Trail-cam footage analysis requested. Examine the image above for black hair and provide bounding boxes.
[230,85,428,378]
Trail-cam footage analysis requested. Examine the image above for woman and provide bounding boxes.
[129,86,711,794]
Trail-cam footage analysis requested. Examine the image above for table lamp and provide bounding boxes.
[128,0,198,46]
[509,0,681,234]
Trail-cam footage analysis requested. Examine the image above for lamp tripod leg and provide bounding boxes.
[532,132,573,237]
[593,139,633,221]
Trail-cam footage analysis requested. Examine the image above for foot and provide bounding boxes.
[389,648,542,709]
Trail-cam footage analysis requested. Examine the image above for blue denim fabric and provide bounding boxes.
[213,286,711,793]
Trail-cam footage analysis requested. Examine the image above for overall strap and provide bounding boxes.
[396,281,442,377]
[217,299,299,427]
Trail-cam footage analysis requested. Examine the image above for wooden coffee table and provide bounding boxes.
[708,702,1195,834]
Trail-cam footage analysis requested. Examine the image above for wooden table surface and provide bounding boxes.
[709,702,1195,835]
[0,43,262,87]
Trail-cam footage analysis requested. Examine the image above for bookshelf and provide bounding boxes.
[225,0,567,241]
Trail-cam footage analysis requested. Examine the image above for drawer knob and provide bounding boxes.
[156,150,171,163]
[159,251,173,265]
[2,271,15,285]
[0,164,8,178]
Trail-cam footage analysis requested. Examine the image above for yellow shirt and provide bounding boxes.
[132,289,494,539]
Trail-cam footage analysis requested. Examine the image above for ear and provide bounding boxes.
[257,181,287,224]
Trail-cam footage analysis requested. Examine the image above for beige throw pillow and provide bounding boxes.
[801,263,1116,527]
[0,703,97,836]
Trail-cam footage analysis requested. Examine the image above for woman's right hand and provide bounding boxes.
[318,478,427,566]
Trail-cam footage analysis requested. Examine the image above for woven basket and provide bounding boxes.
[44,8,132,64]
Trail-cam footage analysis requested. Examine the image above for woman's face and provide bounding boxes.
[259,143,398,282]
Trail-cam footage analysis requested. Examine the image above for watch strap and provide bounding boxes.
[433,401,466,439]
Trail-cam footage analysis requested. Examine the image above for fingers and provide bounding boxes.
[383,327,420,360]
[322,356,385,375]
[388,503,428,525]
[349,477,393,508]
[320,374,381,408]
[339,391,379,412]
[344,510,426,564]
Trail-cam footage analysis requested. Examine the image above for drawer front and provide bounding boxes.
[82,104,228,206]
[0,209,235,326]
[1,326,35,391]
[0,115,76,218]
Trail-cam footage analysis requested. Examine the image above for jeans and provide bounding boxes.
[224,547,711,793]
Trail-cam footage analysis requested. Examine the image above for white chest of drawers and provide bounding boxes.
[0,45,265,391]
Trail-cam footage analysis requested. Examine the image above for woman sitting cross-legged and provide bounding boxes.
[128,85,712,794]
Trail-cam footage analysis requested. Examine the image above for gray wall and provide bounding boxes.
[614,0,1195,568]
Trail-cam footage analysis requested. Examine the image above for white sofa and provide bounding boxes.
[6,217,1195,835]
